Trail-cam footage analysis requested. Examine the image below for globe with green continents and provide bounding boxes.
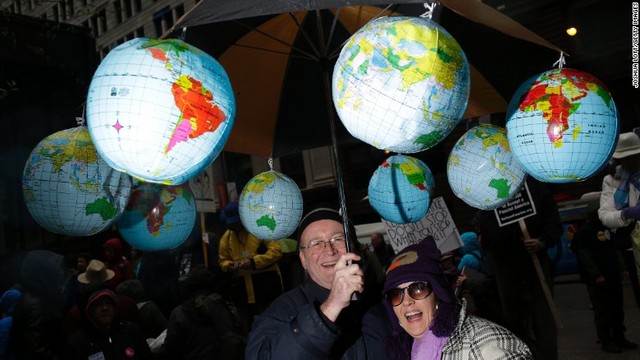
[447,124,526,210]
[333,16,470,153]
[239,170,303,240]
[117,182,196,251]
[368,155,435,224]
[22,126,132,236]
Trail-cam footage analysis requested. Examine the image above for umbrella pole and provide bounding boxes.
[321,71,352,254]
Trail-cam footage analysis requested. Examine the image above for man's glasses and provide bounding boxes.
[385,281,432,307]
[300,236,347,254]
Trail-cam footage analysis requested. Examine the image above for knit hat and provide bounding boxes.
[383,236,456,337]
[296,206,357,247]
[222,201,241,225]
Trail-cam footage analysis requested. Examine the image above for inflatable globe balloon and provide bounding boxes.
[447,125,526,210]
[368,155,434,224]
[22,126,132,236]
[239,170,303,240]
[86,38,235,185]
[506,68,618,183]
[117,182,196,251]
[333,16,470,153]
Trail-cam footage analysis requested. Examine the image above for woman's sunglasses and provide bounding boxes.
[385,281,432,307]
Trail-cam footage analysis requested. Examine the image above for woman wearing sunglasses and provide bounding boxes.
[382,237,532,359]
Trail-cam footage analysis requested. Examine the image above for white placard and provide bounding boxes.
[382,197,462,254]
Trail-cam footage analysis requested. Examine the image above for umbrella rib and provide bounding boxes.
[234,18,320,61]
[327,4,395,60]
[288,12,322,60]
[232,43,318,62]
[324,8,341,57]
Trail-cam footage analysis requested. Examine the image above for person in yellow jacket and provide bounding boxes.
[218,200,283,334]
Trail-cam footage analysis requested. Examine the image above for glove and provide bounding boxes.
[622,204,640,221]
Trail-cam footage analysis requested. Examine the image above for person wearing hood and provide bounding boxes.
[66,282,151,360]
[103,238,135,289]
[0,288,21,359]
[382,237,531,360]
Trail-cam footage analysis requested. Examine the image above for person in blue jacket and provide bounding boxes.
[245,206,391,359]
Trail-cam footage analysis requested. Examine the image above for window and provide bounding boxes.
[123,0,132,18]
[174,3,184,20]
[114,1,123,24]
[135,26,144,37]
[66,0,74,16]
[153,6,172,37]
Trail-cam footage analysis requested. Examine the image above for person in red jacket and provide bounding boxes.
[104,237,135,288]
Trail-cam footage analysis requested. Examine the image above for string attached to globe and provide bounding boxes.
[553,52,567,69]
[420,2,439,19]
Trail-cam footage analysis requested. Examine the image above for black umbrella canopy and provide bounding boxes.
[170,2,536,158]
[174,6,404,158]
[176,0,426,26]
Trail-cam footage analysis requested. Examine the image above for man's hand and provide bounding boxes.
[238,259,252,270]
[523,238,542,254]
[320,253,363,322]
[622,204,640,221]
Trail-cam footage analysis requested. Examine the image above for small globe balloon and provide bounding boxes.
[368,155,434,224]
[333,16,470,153]
[117,182,196,251]
[447,124,527,210]
[506,68,618,183]
[86,37,236,185]
[239,170,303,240]
[22,126,132,236]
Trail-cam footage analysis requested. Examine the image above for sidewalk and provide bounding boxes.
[556,275,640,359]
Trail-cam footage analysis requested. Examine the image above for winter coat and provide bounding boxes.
[246,280,391,360]
[218,229,283,304]
[66,284,151,360]
[599,173,640,230]
[439,300,532,359]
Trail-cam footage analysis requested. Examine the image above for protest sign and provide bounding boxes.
[382,197,462,254]
[493,181,537,227]
[189,165,218,213]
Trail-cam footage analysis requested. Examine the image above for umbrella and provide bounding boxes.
[167,0,563,159]
[164,0,563,247]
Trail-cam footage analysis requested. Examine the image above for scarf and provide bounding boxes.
[614,170,640,210]
[411,329,449,360]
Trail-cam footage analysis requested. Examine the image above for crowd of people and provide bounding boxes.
[1,132,640,359]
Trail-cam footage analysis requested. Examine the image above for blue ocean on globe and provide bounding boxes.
[117,182,196,251]
[239,170,303,240]
[447,125,526,210]
[86,38,235,185]
[368,155,434,224]
[506,68,618,183]
[22,126,131,236]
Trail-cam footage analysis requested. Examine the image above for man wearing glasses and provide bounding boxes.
[245,206,391,359]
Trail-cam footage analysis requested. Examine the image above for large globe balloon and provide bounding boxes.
[117,182,196,251]
[333,16,470,153]
[447,125,527,210]
[506,68,618,183]
[22,126,132,236]
[86,38,235,185]
[368,155,435,224]
[239,170,303,240]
